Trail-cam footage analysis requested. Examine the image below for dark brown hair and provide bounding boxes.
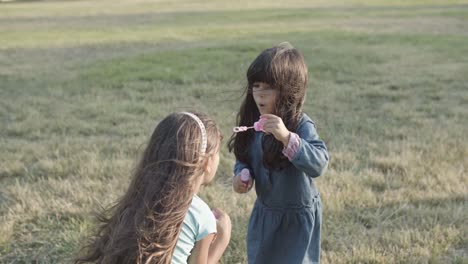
[75,112,221,264]
[228,42,308,169]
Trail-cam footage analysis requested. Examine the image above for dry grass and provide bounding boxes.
[1,0,467,263]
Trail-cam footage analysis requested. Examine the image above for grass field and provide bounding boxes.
[1,0,467,263]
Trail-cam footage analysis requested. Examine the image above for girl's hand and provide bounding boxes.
[260,114,290,147]
[233,170,253,193]
[212,208,232,244]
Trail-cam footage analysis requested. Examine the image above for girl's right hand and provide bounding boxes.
[233,169,253,193]
[212,208,232,244]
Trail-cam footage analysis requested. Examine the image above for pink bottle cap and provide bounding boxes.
[240,168,250,183]
[254,117,266,132]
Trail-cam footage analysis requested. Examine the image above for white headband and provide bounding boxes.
[181,112,207,155]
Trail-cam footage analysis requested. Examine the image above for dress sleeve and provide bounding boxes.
[282,132,301,160]
[288,120,329,177]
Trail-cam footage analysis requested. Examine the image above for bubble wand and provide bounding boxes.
[233,117,266,133]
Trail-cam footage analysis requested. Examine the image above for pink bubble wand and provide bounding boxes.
[233,118,266,133]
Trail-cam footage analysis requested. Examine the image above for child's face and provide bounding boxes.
[252,82,277,115]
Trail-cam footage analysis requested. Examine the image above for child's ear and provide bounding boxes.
[203,156,212,174]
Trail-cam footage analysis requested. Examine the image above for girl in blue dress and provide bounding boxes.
[228,42,329,264]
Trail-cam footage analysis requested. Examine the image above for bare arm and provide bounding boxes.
[188,209,231,264]
[188,233,216,264]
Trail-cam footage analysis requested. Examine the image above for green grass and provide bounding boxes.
[1,0,467,263]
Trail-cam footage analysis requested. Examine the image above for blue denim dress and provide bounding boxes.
[235,114,329,264]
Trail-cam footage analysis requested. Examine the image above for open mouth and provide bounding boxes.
[258,103,265,108]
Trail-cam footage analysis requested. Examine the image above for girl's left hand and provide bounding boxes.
[260,114,290,147]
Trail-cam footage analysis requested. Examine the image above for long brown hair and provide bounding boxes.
[75,112,221,264]
[228,42,308,169]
